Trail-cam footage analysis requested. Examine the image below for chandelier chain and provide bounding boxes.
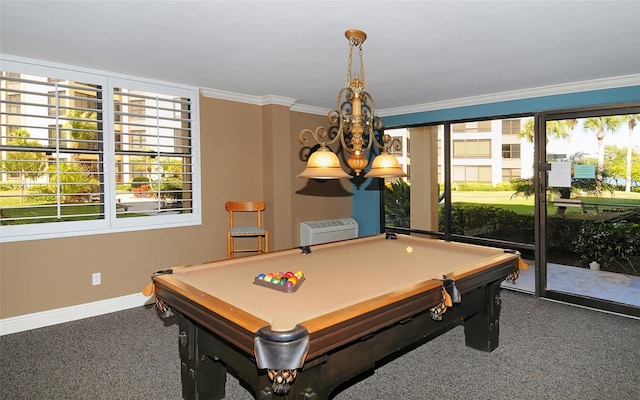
[359,44,365,88]
[347,43,353,87]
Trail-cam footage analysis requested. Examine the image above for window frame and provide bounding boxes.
[0,57,201,243]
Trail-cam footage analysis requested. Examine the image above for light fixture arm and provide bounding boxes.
[299,126,340,148]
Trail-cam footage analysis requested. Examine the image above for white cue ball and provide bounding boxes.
[406,246,413,254]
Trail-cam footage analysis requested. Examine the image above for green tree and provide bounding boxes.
[516,118,577,205]
[604,145,630,186]
[621,114,640,192]
[518,118,576,143]
[384,179,410,228]
[583,116,623,194]
[2,129,47,202]
[46,162,99,203]
[63,110,98,155]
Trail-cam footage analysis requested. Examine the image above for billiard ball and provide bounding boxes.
[406,246,413,254]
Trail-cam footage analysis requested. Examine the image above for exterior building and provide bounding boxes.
[385,118,535,186]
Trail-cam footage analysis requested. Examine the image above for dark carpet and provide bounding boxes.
[1,291,639,399]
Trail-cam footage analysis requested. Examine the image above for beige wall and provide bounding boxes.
[0,95,352,319]
[290,112,354,241]
[410,126,440,230]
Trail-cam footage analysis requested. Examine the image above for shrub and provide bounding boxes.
[573,220,640,275]
[384,180,410,228]
[0,182,21,191]
[131,176,150,188]
[153,178,184,200]
[132,184,152,198]
[443,204,534,242]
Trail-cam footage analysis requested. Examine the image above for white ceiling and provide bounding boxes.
[1,0,639,114]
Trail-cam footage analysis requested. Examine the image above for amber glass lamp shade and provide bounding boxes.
[297,145,351,179]
[363,151,407,178]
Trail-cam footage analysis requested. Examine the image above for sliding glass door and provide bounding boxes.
[539,106,640,313]
[383,104,639,316]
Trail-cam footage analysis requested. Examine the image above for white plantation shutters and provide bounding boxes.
[0,72,105,224]
[113,85,194,218]
[0,59,200,242]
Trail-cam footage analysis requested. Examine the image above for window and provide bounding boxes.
[453,139,491,158]
[502,143,521,159]
[502,119,521,135]
[502,168,521,181]
[113,87,194,218]
[7,93,20,113]
[128,98,145,120]
[47,90,66,116]
[453,165,492,183]
[452,121,492,133]
[1,59,200,242]
[48,124,65,148]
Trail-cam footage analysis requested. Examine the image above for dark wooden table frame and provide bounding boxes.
[154,258,517,400]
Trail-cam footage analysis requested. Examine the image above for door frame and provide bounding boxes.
[534,103,640,317]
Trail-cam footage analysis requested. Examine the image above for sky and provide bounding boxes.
[547,119,639,158]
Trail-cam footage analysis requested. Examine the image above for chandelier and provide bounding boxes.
[297,29,407,180]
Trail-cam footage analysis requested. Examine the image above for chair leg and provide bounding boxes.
[227,233,233,259]
[264,231,269,253]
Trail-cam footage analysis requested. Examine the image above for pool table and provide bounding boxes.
[150,233,522,400]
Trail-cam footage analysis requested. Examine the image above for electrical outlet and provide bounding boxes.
[92,272,101,286]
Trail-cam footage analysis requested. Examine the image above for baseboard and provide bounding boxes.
[0,293,155,336]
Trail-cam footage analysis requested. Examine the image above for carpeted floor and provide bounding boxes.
[1,291,639,399]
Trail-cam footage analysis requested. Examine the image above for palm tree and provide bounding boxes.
[516,118,577,209]
[621,114,640,192]
[384,179,410,228]
[518,118,577,143]
[3,129,47,201]
[63,110,98,156]
[583,116,623,194]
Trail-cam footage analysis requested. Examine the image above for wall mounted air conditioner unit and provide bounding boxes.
[300,218,358,246]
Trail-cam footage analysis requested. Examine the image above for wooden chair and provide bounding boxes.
[225,201,269,259]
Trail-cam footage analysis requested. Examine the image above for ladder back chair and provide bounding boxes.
[225,201,269,259]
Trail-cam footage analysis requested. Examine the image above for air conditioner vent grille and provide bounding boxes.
[300,218,358,246]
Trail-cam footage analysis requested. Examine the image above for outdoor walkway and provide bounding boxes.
[502,261,640,308]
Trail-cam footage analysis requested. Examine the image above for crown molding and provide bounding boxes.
[377,74,640,117]
[203,74,639,117]
[199,88,296,107]
[290,103,331,116]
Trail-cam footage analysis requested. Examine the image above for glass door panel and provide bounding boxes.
[544,112,640,308]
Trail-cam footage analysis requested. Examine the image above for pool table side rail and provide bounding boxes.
[167,235,386,276]
[153,274,268,356]
[303,279,445,360]
[302,256,519,360]
[300,251,520,334]
[445,252,520,281]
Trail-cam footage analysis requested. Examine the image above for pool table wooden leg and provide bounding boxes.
[463,280,502,352]
[178,314,227,400]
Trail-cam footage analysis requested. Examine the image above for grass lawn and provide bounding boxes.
[450,190,640,215]
[1,203,104,223]
[451,191,533,214]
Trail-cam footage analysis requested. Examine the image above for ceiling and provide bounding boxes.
[1,1,639,114]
